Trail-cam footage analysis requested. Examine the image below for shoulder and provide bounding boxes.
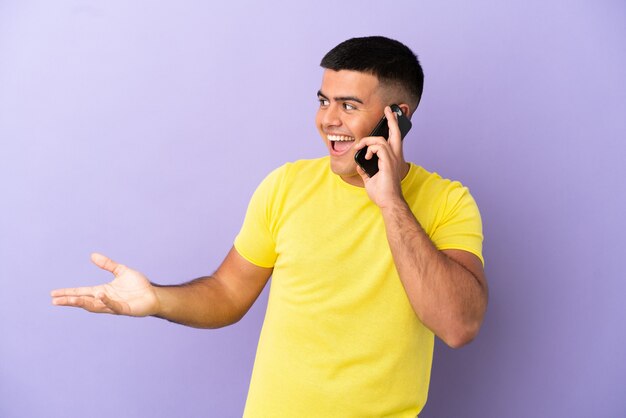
[283,157,329,175]
[252,157,330,197]
[263,157,329,185]
[404,164,471,202]
[403,164,482,233]
[265,156,328,175]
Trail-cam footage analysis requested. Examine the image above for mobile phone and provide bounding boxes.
[354,104,412,177]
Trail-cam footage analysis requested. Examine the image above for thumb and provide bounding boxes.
[91,253,126,277]
[356,165,370,183]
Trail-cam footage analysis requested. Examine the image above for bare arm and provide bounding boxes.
[355,106,488,348]
[51,247,272,329]
[380,200,488,347]
[154,247,272,328]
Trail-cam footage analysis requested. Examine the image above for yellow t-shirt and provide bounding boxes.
[235,157,483,417]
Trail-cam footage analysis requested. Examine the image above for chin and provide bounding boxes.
[330,158,358,177]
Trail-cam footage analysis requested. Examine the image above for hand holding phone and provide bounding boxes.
[354,104,412,177]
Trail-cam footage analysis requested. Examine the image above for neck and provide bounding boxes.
[340,162,411,188]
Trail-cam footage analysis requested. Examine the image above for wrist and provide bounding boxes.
[379,194,410,213]
[150,284,168,318]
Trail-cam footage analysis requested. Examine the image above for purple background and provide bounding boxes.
[1,1,625,417]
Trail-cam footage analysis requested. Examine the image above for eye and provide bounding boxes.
[343,102,356,111]
[318,98,329,107]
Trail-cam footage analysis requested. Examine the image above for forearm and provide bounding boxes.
[152,276,242,329]
[381,199,488,347]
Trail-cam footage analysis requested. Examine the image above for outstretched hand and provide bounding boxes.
[51,253,159,317]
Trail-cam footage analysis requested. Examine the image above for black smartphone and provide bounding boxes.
[354,104,412,177]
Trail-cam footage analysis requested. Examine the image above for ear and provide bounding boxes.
[397,103,412,119]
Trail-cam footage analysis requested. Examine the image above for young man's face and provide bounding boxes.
[316,69,387,186]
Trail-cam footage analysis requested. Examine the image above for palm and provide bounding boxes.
[51,253,159,317]
[95,268,157,316]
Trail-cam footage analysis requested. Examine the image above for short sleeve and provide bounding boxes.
[233,167,284,268]
[429,183,484,265]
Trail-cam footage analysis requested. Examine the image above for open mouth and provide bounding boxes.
[328,134,355,155]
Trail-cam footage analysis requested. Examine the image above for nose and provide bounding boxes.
[321,103,341,128]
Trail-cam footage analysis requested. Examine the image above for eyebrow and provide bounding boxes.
[317,90,364,104]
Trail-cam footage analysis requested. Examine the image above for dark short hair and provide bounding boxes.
[320,36,424,109]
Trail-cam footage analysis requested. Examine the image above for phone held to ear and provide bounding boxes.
[354,104,412,177]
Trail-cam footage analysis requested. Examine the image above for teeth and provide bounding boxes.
[327,134,355,142]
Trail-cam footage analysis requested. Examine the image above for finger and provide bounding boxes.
[357,136,387,149]
[51,295,91,308]
[91,253,126,277]
[356,164,370,181]
[384,106,403,156]
[354,136,384,151]
[50,286,98,297]
[365,143,391,161]
[365,144,381,160]
[51,295,83,307]
[98,293,128,315]
[51,295,114,314]
[357,138,387,161]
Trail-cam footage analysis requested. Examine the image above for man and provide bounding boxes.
[51,36,488,417]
